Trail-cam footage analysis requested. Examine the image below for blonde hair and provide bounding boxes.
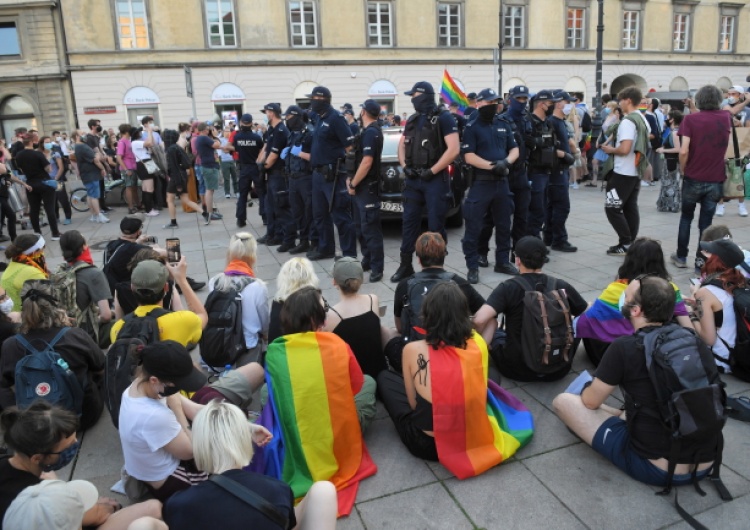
[274,257,319,302]
[214,232,260,292]
[192,401,254,474]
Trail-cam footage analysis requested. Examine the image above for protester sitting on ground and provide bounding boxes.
[686,238,746,373]
[118,341,270,503]
[3,479,99,530]
[110,258,207,348]
[383,232,486,373]
[0,401,163,529]
[267,257,320,343]
[113,248,183,319]
[164,401,337,530]
[323,257,386,379]
[575,237,692,365]
[0,286,18,353]
[59,231,113,343]
[553,276,718,488]
[699,225,750,279]
[207,232,269,366]
[0,280,104,428]
[474,236,588,382]
[1,234,49,310]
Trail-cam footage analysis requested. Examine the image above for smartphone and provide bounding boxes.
[142,235,158,244]
[166,238,181,264]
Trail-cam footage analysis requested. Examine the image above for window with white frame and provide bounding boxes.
[503,5,525,48]
[622,10,640,50]
[115,0,149,49]
[206,0,236,47]
[367,2,392,47]
[566,8,586,49]
[672,12,689,51]
[719,15,736,53]
[289,1,317,47]
[438,3,461,47]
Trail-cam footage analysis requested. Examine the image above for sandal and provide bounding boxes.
[726,396,750,422]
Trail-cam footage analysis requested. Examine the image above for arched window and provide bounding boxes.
[0,96,36,141]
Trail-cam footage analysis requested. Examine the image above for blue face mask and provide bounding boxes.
[42,440,79,472]
[44,142,53,150]
[508,98,526,117]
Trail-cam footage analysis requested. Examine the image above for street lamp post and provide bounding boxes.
[591,0,605,143]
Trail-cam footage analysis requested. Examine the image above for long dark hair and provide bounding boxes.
[1,401,78,457]
[421,282,473,348]
[617,238,670,282]
[280,286,326,335]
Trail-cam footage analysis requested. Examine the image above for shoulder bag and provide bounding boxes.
[209,474,289,529]
[724,121,745,199]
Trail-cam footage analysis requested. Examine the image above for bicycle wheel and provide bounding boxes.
[70,188,90,212]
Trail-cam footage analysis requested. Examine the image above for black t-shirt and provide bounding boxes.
[13,149,49,180]
[486,273,587,380]
[233,130,264,166]
[265,122,289,172]
[268,300,284,344]
[103,240,149,294]
[163,469,297,530]
[0,456,41,527]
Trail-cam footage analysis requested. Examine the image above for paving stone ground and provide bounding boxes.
[40,178,750,529]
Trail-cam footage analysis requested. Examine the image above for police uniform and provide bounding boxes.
[460,88,519,282]
[260,104,295,248]
[307,86,355,260]
[232,114,264,227]
[284,105,317,254]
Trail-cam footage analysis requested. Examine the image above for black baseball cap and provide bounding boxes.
[553,90,577,102]
[533,90,562,102]
[120,213,144,235]
[467,92,478,100]
[699,239,745,268]
[405,81,435,96]
[306,86,332,99]
[340,103,353,111]
[240,113,253,124]
[343,109,354,116]
[514,236,549,261]
[509,85,530,99]
[284,105,303,116]
[360,99,381,116]
[261,103,282,114]
[140,341,207,392]
[476,88,500,102]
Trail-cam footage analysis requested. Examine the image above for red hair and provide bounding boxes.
[703,254,746,294]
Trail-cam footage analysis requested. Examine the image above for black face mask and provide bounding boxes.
[478,104,497,122]
[286,115,303,130]
[158,383,181,397]
[411,93,435,114]
[95,125,103,133]
[545,104,555,117]
[310,99,329,114]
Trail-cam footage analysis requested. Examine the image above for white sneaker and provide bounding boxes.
[641,180,650,187]
[716,203,725,217]
[89,215,97,222]
[97,213,110,223]
[570,182,579,189]
[739,203,748,217]
[225,193,231,199]
[145,210,160,217]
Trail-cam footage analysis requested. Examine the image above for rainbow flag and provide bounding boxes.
[252,332,376,516]
[430,332,533,479]
[440,69,470,115]
[575,280,689,343]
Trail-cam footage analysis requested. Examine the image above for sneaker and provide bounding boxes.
[97,213,110,223]
[145,210,160,217]
[128,207,138,215]
[607,245,627,256]
[163,222,179,229]
[225,193,231,199]
[88,215,97,222]
[739,203,748,217]
[570,182,579,190]
[202,211,210,225]
[670,253,687,268]
[50,233,61,241]
[62,219,72,226]
[715,203,725,217]
[210,212,223,220]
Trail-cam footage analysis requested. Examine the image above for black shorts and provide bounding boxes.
[136,161,154,181]
[166,175,186,195]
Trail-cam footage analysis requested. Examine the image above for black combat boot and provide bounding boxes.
[390,252,415,283]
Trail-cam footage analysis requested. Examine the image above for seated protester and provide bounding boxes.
[687,239,746,373]
[0,286,19,343]
[261,287,376,516]
[118,340,271,503]
[164,401,337,530]
[1,234,49,311]
[699,224,750,280]
[575,237,691,365]
[0,281,104,429]
[114,248,183,319]
[207,232,269,366]
[0,401,162,528]
[268,257,320,344]
[553,276,717,488]
[384,232,487,373]
[4,480,99,530]
[473,236,588,382]
[59,231,113,343]
[323,257,387,379]
[110,258,207,348]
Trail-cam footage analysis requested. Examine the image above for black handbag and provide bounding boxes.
[209,474,289,529]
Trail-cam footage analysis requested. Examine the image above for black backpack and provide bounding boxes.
[636,324,732,528]
[104,308,168,428]
[401,271,454,341]
[200,277,254,370]
[580,110,592,133]
[512,276,575,374]
[703,272,750,382]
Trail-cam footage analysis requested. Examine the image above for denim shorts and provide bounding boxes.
[592,416,709,487]
[84,180,101,199]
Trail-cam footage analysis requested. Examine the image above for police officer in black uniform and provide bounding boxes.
[464,92,478,119]
[229,113,264,227]
[391,81,459,282]
[283,105,317,254]
[346,99,385,282]
[343,107,360,137]
[460,88,519,284]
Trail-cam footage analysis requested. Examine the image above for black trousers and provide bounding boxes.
[604,172,641,246]
[377,370,438,461]
[26,181,59,236]
[56,183,72,220]
[0,196,16,240]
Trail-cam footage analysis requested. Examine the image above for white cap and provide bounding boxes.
[3,480,99,530]
[729,85,746,94]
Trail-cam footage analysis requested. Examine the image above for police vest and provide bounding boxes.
[528,114,558,171]
[403,108,449,169]
[497,113,529,177]
[285,129,311,176]
[353,122,383,181]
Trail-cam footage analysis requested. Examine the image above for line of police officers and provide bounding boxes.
[230,81,578,285]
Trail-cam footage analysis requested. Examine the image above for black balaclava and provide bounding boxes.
[411,93,436,114]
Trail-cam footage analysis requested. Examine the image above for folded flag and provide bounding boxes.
[440,70,470,115]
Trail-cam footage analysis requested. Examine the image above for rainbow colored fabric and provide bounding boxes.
[252,332,376,516]
[575,280,689,343]
[431,332,534,479]
[440,69,470,115]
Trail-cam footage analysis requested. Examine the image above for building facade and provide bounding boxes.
[0,0,75,139]
[60,0,748,129]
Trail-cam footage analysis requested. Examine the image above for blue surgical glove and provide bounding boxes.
[564,371,593,395]
[291,145,302,156]
[280,146,291,160]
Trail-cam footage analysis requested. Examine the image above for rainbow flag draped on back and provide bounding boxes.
[251,332,376,517]
[430,332,533,479]
[575,280,689,343]
[440,69,470,115]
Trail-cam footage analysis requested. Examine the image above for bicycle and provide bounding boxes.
[70,178,142,212]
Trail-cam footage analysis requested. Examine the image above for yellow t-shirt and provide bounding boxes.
[1,261,47,311]
[110,304,202,347]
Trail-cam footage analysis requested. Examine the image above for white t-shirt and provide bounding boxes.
[131,140,151,162]
[704,285,737,373]
[614,113,649,177]
[118,383,182,482]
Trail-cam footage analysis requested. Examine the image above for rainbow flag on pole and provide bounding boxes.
[252,332,376,516]
[430,332,533,479]
[440,69,470,115]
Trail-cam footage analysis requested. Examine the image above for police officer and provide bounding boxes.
[460,88,519,284]
[283,105,317,254]
[347,99,385,282]
[307,86,356,261]
[448,102,467,138]
[464,92,478,119]
[343,107,360,136]
[391,81,459,282]
[229,113,264,227]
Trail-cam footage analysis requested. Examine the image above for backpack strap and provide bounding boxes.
[548,280,574,363]
[208,474,288,529]
[14,327,70,357]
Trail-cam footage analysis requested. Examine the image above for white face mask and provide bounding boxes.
[562,104,573,116]
[728,97,738,105]
[0,298,13,315]
[55,136,62,142]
